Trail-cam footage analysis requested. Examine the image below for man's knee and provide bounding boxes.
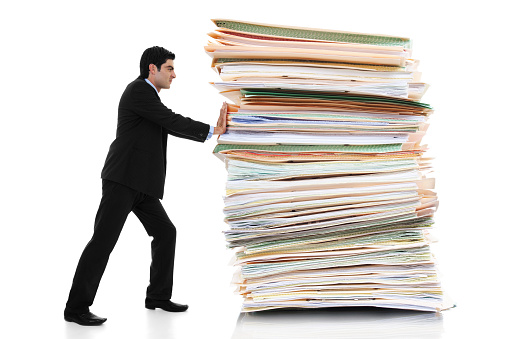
[154,222,176,243]
[165,223,177,240]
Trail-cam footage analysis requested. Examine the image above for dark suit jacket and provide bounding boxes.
[101,78,210,199]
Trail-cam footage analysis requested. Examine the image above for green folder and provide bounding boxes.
[240,89,432,109]
[213,144,404,154]
[213,19,412,48]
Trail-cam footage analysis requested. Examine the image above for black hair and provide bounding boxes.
[139,46,175,79]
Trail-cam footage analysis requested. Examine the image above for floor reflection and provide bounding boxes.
[231,307,444,339]
[64,321,107,339]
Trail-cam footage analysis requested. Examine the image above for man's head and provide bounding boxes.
[139,46,176,92]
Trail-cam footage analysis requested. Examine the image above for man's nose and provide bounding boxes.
[172,71,176,78]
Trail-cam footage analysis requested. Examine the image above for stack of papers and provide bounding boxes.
[207,19,450,313]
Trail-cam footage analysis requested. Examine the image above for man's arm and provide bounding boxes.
[130,82,209,141]
[164,102,227,141]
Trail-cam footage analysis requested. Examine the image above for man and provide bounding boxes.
[64,46,227,326]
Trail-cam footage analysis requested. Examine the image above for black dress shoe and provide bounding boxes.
[64,310,107,326]
[145,297,188,312]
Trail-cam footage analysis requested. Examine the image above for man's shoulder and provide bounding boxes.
[122,78,157,100]
[126,77,150,90]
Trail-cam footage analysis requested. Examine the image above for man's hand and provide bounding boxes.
[213,101,228,135]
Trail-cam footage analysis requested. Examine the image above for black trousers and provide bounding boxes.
[65,179,177,313]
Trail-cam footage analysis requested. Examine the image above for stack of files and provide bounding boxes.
[207,19,451,313]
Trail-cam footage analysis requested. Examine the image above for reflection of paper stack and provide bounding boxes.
[231,308,444,339]
[207,19,450,312]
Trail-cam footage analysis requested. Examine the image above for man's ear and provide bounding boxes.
[149,63,157,74]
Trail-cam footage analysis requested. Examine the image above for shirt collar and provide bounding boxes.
[144,78,158,94]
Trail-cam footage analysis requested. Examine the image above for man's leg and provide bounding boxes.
[65,180,139,314]
[132,196,177,300]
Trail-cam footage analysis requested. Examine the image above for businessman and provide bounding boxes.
[64,46,227,326]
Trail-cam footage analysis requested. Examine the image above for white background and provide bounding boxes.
[1,0,507,338]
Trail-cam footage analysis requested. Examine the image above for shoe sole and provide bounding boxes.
[64,316,106,326]
[145,305,188,312]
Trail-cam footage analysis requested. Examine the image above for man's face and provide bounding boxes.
[151,59,176,91]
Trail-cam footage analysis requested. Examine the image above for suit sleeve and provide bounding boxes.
[165,128,207,142]
[130,83,210,142]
